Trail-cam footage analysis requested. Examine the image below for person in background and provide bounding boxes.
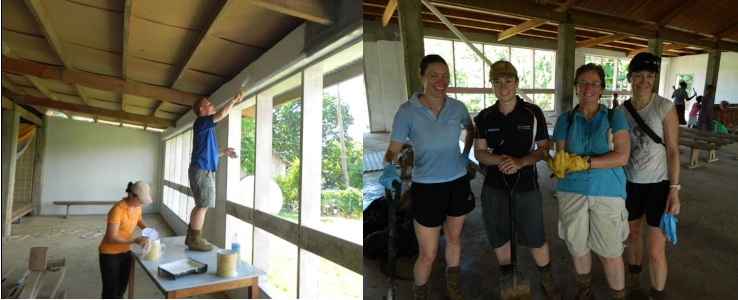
[612,92,620,109]
[187,90,244,251]
[670,81,696,125]
[550,63,631,300]
[697,85,715,131]
[99,181,152,299]
[687,96,702,128]
[714,100,733,133]
[474,60,561,300]
[615,52,681,300]
[379,54,475,300]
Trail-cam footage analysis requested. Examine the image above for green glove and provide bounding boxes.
[565,153,590,173]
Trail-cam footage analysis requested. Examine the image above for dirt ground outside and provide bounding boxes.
[364,132,738,300]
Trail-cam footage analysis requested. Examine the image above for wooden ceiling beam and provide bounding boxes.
[553,0,576,13]
[23,0,93,108]
[497,19,547,41]
[2,57,201,106]
[2,96,44,126]
[655,0,697,28]
[246,0,331,25]
[382,0,397,27]
[576,33,631,49]
[628,43,689,56]
[122,0,132,80]
[715,21,738,40]
[2,91,175,128]
[2,44,66,117]
[170,0,232,89]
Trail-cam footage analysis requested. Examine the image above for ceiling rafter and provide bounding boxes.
[496,0,574,41]
[655,0,697,29]
[122,0,132,81]
[2,44,66,118]
[3,90,176,128]
[23,0,92,108]
[2,57,202,106]
[381,0,397,27]
[246,0,332,25]
[576,33,631,49]
[715,21,738,40]
[628,43,690,56]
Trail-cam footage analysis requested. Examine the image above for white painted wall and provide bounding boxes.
[41,117,161,216]
[663,52,738,104]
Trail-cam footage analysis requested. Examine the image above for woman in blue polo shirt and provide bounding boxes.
[551,63,631,300]
[379,54,475,300]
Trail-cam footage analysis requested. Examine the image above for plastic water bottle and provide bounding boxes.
[231,232,241,268]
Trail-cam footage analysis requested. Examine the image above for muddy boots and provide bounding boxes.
[571,273,594,300]
[413,283,429,300]
[610,287,627,300]
[625,266,643,295]
[538,264,562,300]
[445,266,468,300]
[185,224,214,251]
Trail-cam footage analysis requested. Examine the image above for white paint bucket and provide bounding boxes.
[217,249,237,277]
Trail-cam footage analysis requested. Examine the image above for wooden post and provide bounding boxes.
[2,110,20,237]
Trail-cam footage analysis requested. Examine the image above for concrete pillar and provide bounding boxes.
[397,0,424,98]
[31,117,46,215]
[298,64,323,299]
[2,110,19,237]
[704,48,721,92]
[364,24,408,132]
[648,38,663,93]
[556,23,575,115]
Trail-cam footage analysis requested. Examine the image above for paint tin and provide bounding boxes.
[216,249,237,277]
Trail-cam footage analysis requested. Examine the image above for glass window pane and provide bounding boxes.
[617,59,631,91]
[272,99,302,222]
[602,58,616,90]
[453,41,484,88]
[424,38,455,87]
[534,50,555,89]
[511,48,533,88]
[267,233,297,298]
[456,93,484,113]
[314,79,364,244]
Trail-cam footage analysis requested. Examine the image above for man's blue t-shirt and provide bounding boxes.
[390,92,471,184]
[190,115,218,171]
[552,104,629,198]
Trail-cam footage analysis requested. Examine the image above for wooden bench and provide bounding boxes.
[677,138,721,169]
[11,202,35,224]
[52,201,118,219]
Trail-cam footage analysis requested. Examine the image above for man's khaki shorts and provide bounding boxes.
[557,192,629,258]
[188,166,216,208]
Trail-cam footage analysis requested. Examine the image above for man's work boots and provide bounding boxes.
[625,272,643,295]
[610,287,627,300]
[571,273,594,300]
[539,268,562,300]
[413,283,429,300]
[445,266,468,300]
[186,228,214,251]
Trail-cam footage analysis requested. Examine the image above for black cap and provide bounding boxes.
[629,52,661,73]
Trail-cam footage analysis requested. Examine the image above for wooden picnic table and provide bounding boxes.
[678,131,734,146]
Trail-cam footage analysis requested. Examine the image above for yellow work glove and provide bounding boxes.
[565,153,590,174]
[550,150,568,179]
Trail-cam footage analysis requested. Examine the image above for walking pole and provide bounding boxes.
[384,180,402,300]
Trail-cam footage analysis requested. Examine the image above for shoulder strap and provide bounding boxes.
[623,99,665,146]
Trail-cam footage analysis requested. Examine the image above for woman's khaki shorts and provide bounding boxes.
[557,192,629,258]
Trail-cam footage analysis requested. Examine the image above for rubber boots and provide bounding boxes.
[445,266,468,300]
[571,273,594,300]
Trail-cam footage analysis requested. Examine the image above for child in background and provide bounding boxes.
[687,96,702,128]
[714,101,733,133]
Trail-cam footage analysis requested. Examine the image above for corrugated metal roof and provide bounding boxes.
[363,151,386,172]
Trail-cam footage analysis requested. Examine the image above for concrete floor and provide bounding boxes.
[1,214,229,299]
[363,132,738,300]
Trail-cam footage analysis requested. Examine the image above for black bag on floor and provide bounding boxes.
[363,197,389,239]
[363,211,418,261]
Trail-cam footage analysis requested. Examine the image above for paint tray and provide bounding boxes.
[157,258,208,280]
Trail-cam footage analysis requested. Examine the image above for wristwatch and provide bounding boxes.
[669,184,681,191]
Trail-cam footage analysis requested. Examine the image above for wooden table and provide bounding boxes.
[129,237,264,299]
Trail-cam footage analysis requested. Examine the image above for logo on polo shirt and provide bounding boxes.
[468,194,473,201]
[521,125,532,130]
[487,128,501,132]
